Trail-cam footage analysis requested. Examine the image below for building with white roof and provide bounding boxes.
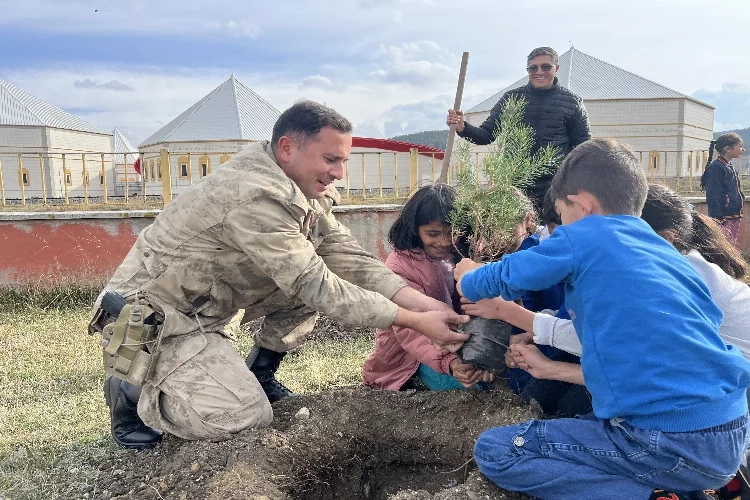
[465,47,715,178]
[137,74,281,196]
[112,127,141,196]
[0,78,114,200]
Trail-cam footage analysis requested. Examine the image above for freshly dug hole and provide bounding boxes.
[75,387,537,500]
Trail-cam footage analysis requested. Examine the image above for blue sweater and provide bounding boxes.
[461,215,750,432]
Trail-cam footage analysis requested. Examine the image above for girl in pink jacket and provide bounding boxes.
[363,184,493,391]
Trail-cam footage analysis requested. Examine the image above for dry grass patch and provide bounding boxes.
[0,295,375,499]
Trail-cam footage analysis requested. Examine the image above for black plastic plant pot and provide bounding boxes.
[456,316,513,373]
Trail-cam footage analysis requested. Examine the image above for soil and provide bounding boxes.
[70,387,539,500]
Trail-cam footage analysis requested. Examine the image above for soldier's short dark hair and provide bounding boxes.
[527,47,559,65]
[271,100,352,152]
[549,138,648,216]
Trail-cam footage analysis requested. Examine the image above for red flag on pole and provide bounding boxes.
[133,157,141,175]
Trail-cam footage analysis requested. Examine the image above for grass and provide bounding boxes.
[0,290,375,499]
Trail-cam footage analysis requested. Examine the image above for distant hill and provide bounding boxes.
[389,130,449,150]
[715,126,750,144]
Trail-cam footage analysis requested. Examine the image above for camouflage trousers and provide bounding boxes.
[138,332,273,440]
[136,292,318,440]
[244,289,319,353]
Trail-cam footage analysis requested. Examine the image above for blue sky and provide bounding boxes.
[1,0,748,145]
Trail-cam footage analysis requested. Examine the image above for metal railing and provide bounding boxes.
[0,148,746,210]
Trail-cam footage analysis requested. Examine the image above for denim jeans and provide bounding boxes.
[474,412,750,500]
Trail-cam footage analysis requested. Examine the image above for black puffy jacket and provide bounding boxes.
[457,78,591,215]
[459,78,590,154]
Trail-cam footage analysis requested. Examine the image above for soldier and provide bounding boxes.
[91,100,470,449]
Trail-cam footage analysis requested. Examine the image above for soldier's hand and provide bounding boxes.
[394,309,469,352]
[446,109,466,133]
[391,287,454,314]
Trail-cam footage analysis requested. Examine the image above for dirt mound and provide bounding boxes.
[74,387,538,499]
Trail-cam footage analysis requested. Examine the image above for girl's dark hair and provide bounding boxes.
[389,184,457,252]
[641,184,748,280]
[701,132,743,190]
[541,189,562,226]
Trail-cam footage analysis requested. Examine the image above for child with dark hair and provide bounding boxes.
[538,189,562,241]
[701,132,745,246]
[362,184,493,391]
[455,139,750,500]
[503,183,750,498]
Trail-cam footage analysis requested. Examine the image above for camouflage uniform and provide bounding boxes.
[94,141,406,440]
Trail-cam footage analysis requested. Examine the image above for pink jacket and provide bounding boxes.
[362,249,458,390]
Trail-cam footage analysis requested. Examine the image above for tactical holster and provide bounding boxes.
[90,293,163,386]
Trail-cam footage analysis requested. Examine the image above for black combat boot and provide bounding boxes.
[104,376,163,449]
[245,346,294,403]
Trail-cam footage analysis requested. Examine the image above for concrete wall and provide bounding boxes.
[1,201,747,287]
[0,205,402,286]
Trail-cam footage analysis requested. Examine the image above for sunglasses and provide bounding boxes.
[526,64,555,73]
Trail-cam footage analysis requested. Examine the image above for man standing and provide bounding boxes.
[447,47,591,216]
[92,100,469,449]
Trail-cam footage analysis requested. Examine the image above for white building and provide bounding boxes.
[0,78,114,200]
[112,127,141,196]
[465,47,715,180]
[137,74,281,196]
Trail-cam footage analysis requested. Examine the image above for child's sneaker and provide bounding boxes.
[649,490,698,500]
[714,465,750,500]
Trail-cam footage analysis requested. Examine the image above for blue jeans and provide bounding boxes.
[474,412,750,500]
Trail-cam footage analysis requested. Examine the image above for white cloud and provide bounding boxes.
[73,79,135,92]
[225,20,262,39]
[300,75,334,90]
[2,0,750,142]
[369,41,456,85]
[693,83,750,132]
[355,95,454,137]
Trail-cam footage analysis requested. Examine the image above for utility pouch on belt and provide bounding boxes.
[89,291,163,386]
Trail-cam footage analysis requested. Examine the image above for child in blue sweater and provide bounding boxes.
[455,138,750,500]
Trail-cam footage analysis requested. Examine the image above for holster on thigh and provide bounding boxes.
[90,292,164,386]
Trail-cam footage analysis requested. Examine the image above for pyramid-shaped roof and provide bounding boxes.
[139,75,281,148]
[0,78,110,134]
[113,128,138,163]
[468,47,712,114]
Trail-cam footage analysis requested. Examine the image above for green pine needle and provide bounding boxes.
[449,95,562,261]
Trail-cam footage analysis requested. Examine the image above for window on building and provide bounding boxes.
[21,168,30,186]
[199,155,211,177]
[649,151,660,171]
[149,162,155,181]
[157,159,162,180]
[65,169,72,186]
[99,170,105,186]
[178,155,189,179]
[220,154,231,165]
[83,171,90,186]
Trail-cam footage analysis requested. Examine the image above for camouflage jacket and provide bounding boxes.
[100,141,406,338]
